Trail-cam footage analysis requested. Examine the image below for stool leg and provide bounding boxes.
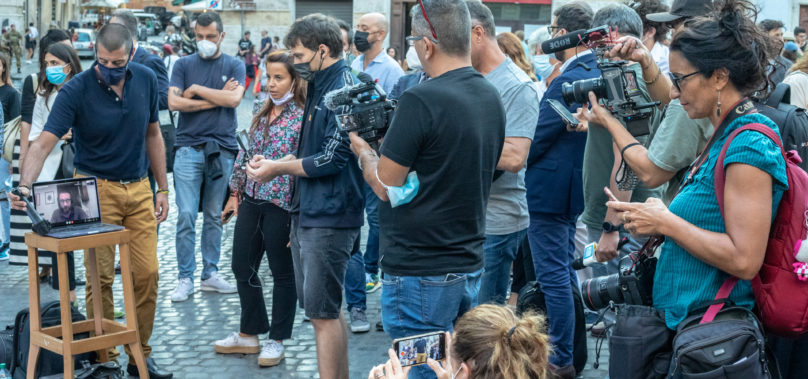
[86,247,108,362]
[119,242,148,378]
[57,252,74,378]
[26,246,40,379]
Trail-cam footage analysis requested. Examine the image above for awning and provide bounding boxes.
[182,0,221,11]
[81,0,117,9]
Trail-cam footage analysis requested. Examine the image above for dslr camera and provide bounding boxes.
[580,241,658,311]
[543,25,659,136]
[324,72,396,149]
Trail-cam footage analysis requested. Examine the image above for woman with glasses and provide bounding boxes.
[579,0,784,334]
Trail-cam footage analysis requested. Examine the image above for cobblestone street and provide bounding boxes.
[2,59,610,378]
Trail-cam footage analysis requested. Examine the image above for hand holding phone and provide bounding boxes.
[392,331,446,367]
[546,98,581,131]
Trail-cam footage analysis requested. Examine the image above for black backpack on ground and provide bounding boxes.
[11,301,95,378]
[755,83,808,172]
[516,280,588,374]
[0,325,13,369]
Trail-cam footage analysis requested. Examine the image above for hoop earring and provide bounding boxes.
[717,89,722,117]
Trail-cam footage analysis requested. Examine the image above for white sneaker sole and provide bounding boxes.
[258,352,284,367]
[214,344,260,354]
[170,292,193,302]
[200,285,237,294]
[366,283,381,293]
[351,323,371,333]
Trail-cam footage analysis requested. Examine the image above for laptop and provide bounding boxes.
[32,177,124,239]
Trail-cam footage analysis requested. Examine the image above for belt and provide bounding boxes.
[74,169,147,185]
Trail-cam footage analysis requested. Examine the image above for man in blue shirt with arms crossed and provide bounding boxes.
[11,23,172,379]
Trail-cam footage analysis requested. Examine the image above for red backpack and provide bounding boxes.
[708,123,808,337]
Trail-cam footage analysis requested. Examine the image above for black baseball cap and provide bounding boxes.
[646,0,713,23]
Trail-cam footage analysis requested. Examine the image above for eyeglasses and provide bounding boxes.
[547,25,561,35]
[417,0,438,40]
[668,70,700,92]
[406,35,437,46]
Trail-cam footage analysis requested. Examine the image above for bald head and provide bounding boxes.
[358,12,387,34]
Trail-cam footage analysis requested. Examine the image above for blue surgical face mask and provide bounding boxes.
[97,60,128,85]
[377,170,419,208]
[46,65,68,85]
[533,54,556,82]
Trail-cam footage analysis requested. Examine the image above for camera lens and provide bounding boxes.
[581,274,624,311]
[561,78,606,106]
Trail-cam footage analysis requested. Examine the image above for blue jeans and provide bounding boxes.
[345,251,366,311]
[528,213,578,367]
[381,268,482,379]
[363,182,379,275]
[173,146,235,280]
[479,229,527,304]
[0,159,10,246]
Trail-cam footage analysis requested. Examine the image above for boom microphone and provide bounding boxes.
[324,85,355,110]
[541,29,586,54]
[540,25,612,54]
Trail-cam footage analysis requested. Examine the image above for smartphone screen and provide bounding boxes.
[393,332,445,367]
[546,98,580,128]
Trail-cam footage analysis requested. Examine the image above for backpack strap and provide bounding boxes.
[767,82,791,108]
[700,277,739,323]
[714,123,786,220]
[703,123,786,324]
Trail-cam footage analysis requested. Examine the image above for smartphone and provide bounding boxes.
[392,331,446,367]
[236,130,250,153]
[222,210,235,223]
[546,98,580,129]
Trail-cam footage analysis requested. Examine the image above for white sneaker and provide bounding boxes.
[258,340,285,367]
[200,271,237,293]
[214,331,260,354]
[170,277,194,302]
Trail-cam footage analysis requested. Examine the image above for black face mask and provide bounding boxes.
[354,31,372,53]
[293,51,322,82]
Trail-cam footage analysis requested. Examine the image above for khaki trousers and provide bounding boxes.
[82,176,159,359]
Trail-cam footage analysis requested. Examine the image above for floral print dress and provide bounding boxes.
[230,101,303,210]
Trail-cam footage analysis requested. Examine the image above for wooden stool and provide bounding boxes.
[24,230,149,379]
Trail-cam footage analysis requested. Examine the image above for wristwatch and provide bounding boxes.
[602,221,622,233]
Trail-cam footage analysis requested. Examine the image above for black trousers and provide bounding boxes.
[232,196,297,339]
[45,251,76,291]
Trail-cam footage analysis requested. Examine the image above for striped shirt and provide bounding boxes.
[653,113,788,329]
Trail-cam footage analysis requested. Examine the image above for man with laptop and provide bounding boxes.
[9,23,173,379]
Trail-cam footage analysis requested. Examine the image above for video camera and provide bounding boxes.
[542,25,659,136]
[324,72,396,149]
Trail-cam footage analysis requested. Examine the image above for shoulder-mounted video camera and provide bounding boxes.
[543,25,659,136]
[324,72,397,149]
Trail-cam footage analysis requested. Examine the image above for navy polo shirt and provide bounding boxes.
[43,62,159,181]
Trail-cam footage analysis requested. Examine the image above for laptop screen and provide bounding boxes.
[32,177,102,227]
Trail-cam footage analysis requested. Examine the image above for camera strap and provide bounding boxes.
[676,98,757,198]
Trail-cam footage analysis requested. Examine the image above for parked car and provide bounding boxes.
[73,28,96,59]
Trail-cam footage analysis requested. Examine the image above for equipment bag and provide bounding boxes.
[714,123,808,337]
[756,83,808,172]
[11,301,95,378]
[516,280,587,374]
[671,300,771,378]
[41,361,124,379]
[0,326,13,369]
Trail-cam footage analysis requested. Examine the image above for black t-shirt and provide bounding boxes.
[0,84,21,121]
[21,74,36,124]
[378,66,505,276]
[238,38,253,56]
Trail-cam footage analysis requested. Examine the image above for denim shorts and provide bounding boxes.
[289,216,359,319]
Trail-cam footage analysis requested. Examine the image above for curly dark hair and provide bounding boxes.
[627,0,671,43]
[284,13,343,59]
[671,0,774,96]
